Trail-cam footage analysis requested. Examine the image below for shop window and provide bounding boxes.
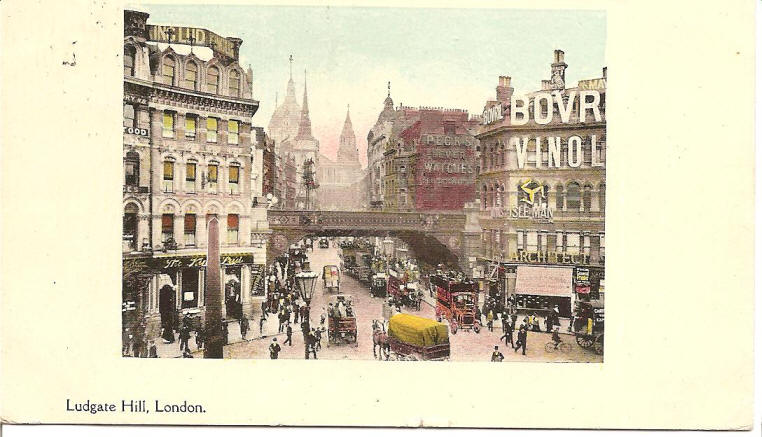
[207,163,218,192]
[185,115,197,140]
[161,214,174,244]
[162,160,174,192]
[184,214,196,247]
[599,183,606,212]
[229,165,240,194]
[228,120,239,145]
[227,214,239,244]
[566,182,581,211]
[185,162,196,193]
[125,152,139,186]
[516,230,524,251]
[583,184,593,211]
[206,117,218,143]
[229,70,241,97]
[124,46,136,76]
[181,267,199,309]
[184,61,198,90]
[162,112,174,138]
[207,66,220,93]
[162,56,175,86]
[123,104,135,128]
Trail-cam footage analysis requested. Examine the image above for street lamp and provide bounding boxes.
[295,270,318,332]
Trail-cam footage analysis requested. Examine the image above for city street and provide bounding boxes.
[220,246,602,362]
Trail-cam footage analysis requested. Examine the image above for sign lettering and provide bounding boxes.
[147,25,237,60]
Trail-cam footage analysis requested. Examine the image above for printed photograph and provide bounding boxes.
[122,5,606,362]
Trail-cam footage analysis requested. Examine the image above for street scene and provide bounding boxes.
[122,6,605,363]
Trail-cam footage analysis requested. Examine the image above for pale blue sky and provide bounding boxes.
[137,5,606,166]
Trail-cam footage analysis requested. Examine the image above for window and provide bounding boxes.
[229,70,240,96]
[125,152,139,186]
[124,46,136,76]
[185,162,196,192]
[184,214,196,246]
[207,163,218,192]
[206,117,218,143]
[123,104,135,128]
[123,204,138,251]
[185,116,197,140]
[567,182,581,211]
[162,56,175,85]
[162,160,174,192]
[583,184,593,211]
[227,214,239,244]
[206,66,219,93]
[162,112,174,138]
[555,184,564,210]
[184,61,198,89]
[599,183,606,212]
[228,120,239,145]
[229,165,240,193]
[161,214,174,244]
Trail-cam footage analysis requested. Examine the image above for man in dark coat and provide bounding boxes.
[240,315,249,340]
[269,338,281,359]
[500,321,514,348]
[179,324,191,352]
[514,325,528,355]
[491,345,504,362]
[285,325,293,346]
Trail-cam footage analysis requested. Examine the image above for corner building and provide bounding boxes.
[122,10,268,337]
[474,50,606,318]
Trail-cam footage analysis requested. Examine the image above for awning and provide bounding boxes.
[515,266,572,297]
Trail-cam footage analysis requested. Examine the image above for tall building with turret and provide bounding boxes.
[317,107,364,210]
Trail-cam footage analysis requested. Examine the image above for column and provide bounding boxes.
[219,118,228,145]
[175,270,182,310]
[174,214,184,248]
[198,116,207,143]
[556,231,564,252]
[198,269,205,308]
[152,214,163,250]
[591,190,600,213]
[138,213,150,250]
[220,266,227,319]
[176,113,186,140]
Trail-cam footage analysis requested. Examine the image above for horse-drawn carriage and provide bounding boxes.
[431,274,480,334]
[323,265,340,294]
[573,300,604,355]
[386,269,421,309]
[326,295,358,347]
[386,313,450,361]
[370,273,387,298]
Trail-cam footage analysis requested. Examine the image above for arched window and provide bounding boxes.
[567,182,581,211]
[124,45,136,76]
[583,183,593,211]
[184,61,198,90]
[123,203,139,251]
[229,70,241,97]
[599,183,606,211]
[488,185,495,207]
[481,185,487,209]
[206,66,220,93]
[162,56,175,85]
[555,184,564,210]
[496,183,504,207]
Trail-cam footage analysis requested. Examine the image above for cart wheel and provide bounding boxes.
[560,342,572,353]
[593,334,604,355]
[473,324,481,334]
[544,342,556,353]
[576,334,594,348]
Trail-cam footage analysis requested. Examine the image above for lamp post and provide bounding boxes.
[295,270,318,333]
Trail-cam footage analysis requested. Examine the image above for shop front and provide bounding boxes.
[513,264,574,318]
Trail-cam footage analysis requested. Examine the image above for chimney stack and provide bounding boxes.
[602,67,607,78]
[496,75,514,102]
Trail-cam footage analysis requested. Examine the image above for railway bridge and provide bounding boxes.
[259,208,481,270]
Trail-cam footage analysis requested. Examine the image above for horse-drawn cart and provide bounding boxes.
[323,265,340,294]
[326,295,357,346]
[386,313,450,361]
[573,300,604,355]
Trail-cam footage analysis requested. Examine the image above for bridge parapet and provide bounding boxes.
[267,210,466,233]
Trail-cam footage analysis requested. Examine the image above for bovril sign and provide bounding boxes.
[124,126,149,136]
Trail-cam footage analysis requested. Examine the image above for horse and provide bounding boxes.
[372,320,389,360]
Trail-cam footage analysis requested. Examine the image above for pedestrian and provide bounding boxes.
[240,314,249,340]
[269,338,281,359]
[122,328,132,356]
[132,330,144,358]
[500,322,514,347]
[259,314,266,336]
[308,330,318,359]
[195,325,205,349]
[315,327,323,351]
[148,340,158,358]
[222,321,229,345]
[475,307,482,326]
[285,325,293,346]
[551,326,562,349]
[501,316,509,334]
[491,345,504,362]
[182,346,194,358]
[545,315,552,333]
[487,310,494,332]
[511,313,518,330]
[514,325,528,355]
[178,324,191,352]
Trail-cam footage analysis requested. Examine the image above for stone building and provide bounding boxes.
[122,10,268,337]
[316,107,365,210]
[474,49,606,318]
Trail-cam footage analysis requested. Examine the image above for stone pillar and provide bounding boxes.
[138,213,150,250]
[591,190,600,213]
[152,214,162,250]
[176,113,186,140]
[241,265,253,318]
[204,216,223,358]
[198,116,207,143]
[174,214,184,248]
[219,118,228,145]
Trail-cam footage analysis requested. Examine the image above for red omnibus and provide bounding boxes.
[431,274,480,334]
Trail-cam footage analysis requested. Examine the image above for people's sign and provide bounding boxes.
[123,253,253,272]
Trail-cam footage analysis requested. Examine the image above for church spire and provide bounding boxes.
[296,69,313,140]
[338,104,358,164]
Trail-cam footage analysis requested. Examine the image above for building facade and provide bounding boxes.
[474,50,606,318]
[122,10,268,338]
[317,108,365,210]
